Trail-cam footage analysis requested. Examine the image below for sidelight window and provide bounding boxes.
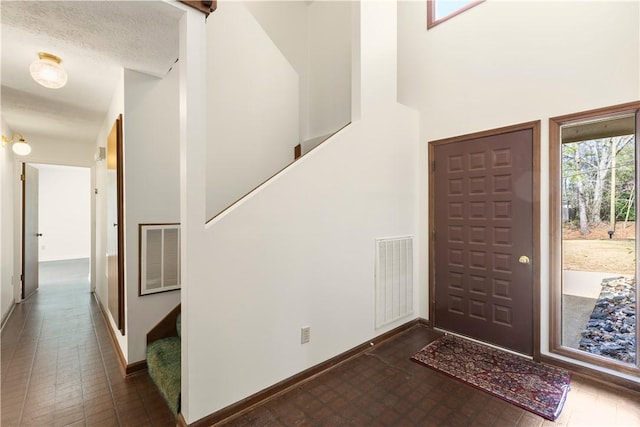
[550,103,639,376]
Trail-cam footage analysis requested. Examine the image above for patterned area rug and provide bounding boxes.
[411,335,571,420]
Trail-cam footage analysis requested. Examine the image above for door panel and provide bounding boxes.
[22,163,39,299]
[107,115,125,334]
[433,128,534,355]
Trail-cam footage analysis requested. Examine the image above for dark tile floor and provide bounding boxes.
[1,259,175,427]
[3,259,640,427]
[220,327,640,427]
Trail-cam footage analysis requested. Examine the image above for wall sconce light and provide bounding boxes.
[2,133,32,156]
[30,52,68,89]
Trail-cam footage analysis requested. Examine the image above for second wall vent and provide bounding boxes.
[139,223,181,296]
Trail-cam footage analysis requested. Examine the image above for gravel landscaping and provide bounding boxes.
[579,276,636,364]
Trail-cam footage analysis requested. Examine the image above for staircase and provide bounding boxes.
[146,305,181,415]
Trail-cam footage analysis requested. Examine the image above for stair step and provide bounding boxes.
[147,336,181,415]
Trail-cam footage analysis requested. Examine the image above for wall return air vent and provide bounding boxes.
[139,223,181,296]
[375,236,414,329]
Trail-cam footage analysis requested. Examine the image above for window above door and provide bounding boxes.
[427,0,484,29]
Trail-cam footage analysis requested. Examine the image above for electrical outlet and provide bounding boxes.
[301,326,310,344]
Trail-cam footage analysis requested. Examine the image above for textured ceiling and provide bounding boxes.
[1,1,182,149]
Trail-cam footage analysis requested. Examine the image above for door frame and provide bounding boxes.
[106,114,125,334]
[428,121,541,359]
[18,161,94,302]
[549,101,640,377]
[21,163,39,300]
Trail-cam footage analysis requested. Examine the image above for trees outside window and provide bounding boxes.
[562,135,635,235]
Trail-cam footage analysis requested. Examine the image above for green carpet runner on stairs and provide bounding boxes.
[147,313,181,415]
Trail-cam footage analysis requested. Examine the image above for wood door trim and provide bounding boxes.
[428,120,541,359]
[549,101,640,127]
[539,354,640,393]
[116,114,125,334]
[21,163,26,299]
[549,101,640,376]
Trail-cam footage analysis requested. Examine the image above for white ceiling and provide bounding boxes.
[1,1,182,146]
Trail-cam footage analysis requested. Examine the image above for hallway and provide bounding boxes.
[1,259,175,426]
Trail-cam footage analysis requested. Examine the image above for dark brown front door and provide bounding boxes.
[432,125,536,355]
[22,163,39,299]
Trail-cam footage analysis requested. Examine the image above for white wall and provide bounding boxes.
[1,120,16,322]
[122,67,181,362]
[397,0,640,348]
[37,164,91,262]
[206,2,352,219]
[246,1,352,143]
[94,66,182,363]
[16,137,95,168]
[184,2,419,421]
[177,6,208,418]
[306,1,352,139]
[244,1,309,142]
[94,69,126,355]
[206,2,299,219]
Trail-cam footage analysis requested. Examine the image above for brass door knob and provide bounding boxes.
[518,255,530,264]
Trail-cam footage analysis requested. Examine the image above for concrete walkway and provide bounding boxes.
[563,270,632,298]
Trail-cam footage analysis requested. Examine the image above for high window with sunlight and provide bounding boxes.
[427,0,484,29]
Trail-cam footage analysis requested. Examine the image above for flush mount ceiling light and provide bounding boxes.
[2,133,32,156]
[30,52,68,89]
